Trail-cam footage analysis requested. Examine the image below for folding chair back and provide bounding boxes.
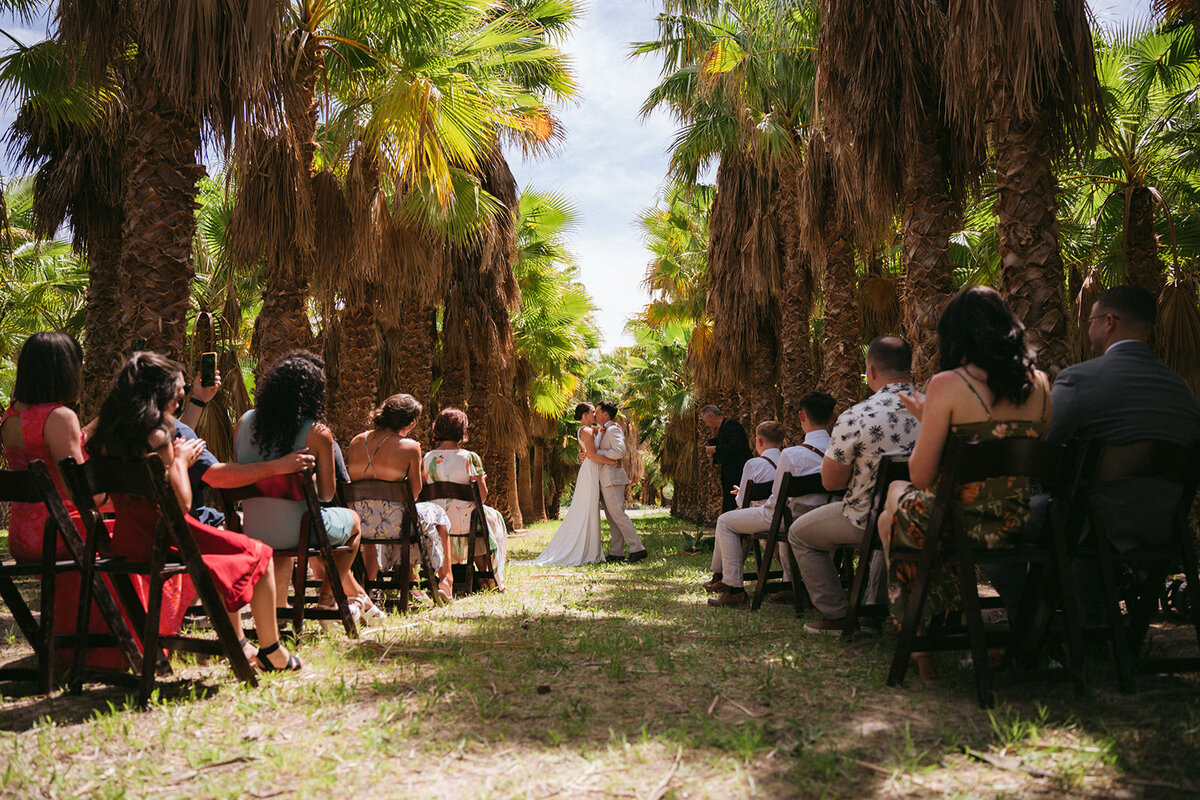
[739,480,773,508]
[421,481,495,594]
[843,456,911,635]
[61,455,256,706]
[0,461,140,692]
[884,436,1076,707]
[1069,439,1200,692]
[749,472,828,612]
[219,470,358,638]
[343,479,442,612]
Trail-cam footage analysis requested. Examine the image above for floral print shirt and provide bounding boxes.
[827,382,920,529]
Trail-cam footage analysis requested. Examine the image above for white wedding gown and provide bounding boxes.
[523,428,603,566]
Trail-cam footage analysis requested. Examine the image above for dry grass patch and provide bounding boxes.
[1,512,1198,798]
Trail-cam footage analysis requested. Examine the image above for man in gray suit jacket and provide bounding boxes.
[1047,285,1200,551]
[589,401,648,562]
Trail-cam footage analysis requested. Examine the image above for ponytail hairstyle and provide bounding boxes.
[87,352,185,459]
[936,286,1034,406]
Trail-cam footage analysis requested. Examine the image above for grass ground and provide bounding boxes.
[1,511,1199,799]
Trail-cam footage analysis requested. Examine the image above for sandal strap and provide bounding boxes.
[257,641,282,658]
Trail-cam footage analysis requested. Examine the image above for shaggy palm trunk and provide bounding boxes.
[776,162,815,443]
[386,306,435,447]
[327,302,378,446]
[121,73,203,360]
[438,304,469,410]
[822,236,863,413]
[252,41,319,375]
[1124,186,1165,296]
[994,109,1069,371]
[901,122,959,385]
[81,229,128,416]
[473,353,520,530]
[530,439,548,522]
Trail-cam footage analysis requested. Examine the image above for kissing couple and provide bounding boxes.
[524,401,646,567]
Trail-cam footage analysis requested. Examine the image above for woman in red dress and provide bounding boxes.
[0,332,165,669]
[87,352,300,671]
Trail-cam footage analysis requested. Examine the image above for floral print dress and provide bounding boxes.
[887,376,1047,625]
[423,448,508,582]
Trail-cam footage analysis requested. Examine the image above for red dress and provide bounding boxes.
[111,495,272,613]
[1,403,190,668]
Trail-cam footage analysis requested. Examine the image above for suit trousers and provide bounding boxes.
[600,483,644,556]
[787,501,884,619]
[714,507,793,587]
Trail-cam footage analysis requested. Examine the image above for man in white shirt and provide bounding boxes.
[706,392,836,607]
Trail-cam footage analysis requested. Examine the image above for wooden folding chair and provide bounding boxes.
[343,479,443,613]
[61,455,257,706]
[219,470,359,638]
[0,461,142,693]
[884,437,1081,708]
[1067,439,1200,693]
[422,481,495,595]
[843,456,910,637]
[749,473,831,613]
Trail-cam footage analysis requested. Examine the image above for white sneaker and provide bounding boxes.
[356,595,386,625]
[316,598,363,632]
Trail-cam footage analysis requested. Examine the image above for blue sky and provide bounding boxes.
[0,0,1153,349]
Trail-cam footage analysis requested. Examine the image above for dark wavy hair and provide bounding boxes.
[937,286,1034,406]
[12,331,83,406]
[372,393,422,431]
[573,402,594,421]
[252,350,327,458]
[87,352,185,460]
[432,408,468,443]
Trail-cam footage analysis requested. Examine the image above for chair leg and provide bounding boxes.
[953,545,995,709]
[138,567,165,708]
[843,532,877,640]
[465,522,478,594]
[787,545,806,616]
[70,533,100,696]
[39,568,55,695]
[1095,532,1136,693]
[751,530,778,611]
[292,552,306,638]
[400,528,413,613]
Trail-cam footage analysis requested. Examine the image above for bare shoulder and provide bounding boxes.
[308,421,335,447]
[45,405,82,431]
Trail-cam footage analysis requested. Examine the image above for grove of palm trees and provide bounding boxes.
[2,0,1200,797]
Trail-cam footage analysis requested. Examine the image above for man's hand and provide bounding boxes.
[191,369,222,404]
[174,437,206,468]
[273,447,316,475]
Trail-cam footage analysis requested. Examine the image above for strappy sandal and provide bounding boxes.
[256,641,302,672]
[238,637,259,667]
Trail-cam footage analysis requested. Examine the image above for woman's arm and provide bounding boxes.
[308,423,338,503]
[403,440,423,501]
[467,451,490,504]
[151,430,200,514]
[44,407,110,506]
[579,427,619,466]
[905,372,954,490]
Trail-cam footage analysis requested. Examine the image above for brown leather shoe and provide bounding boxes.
[702,576,726,592]
[768,589,794,604]
[605,554,626,563]
[627,549,648,563]
[707,590,748,607]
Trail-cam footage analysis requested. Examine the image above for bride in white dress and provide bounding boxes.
[524,403,604,566]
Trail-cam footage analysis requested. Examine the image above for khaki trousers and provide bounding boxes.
[600,483,644,556]
[787,501,884,619]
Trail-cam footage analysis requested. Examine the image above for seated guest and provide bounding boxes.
[88,352,300,670]
[234,351,373,621]
[789,337,920,635]
[424,408,508,592]
[705,420,784,607]
[346,393,453,605]
[175,368,317,527]
[0,332,157,669]
[1047,285,1200,550]
[877,286,1051,639]
[701,405,753,514]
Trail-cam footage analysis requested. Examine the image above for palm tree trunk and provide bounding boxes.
[994,108,1069,371]
[81,227,128,417]
[517,446,535,520]
[1124,185,1165,296]
[530,439,548,522]
[121,72,203,361]
[382,305,435,447]
[327,302,378,446]
[438,304,469,410]
[776,159,815,442]
[822,235,863,413]
[901,120,959,385]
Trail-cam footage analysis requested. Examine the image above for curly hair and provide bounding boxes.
[87,352,185,460]
[372,393,422,431]
[252,350,327,458]
[937,286,1034,407]
[432,408,468,443]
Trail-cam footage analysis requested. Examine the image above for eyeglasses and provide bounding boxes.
[1085,313,1120,323]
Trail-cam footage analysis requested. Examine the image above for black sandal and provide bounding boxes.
[256,641,303,672]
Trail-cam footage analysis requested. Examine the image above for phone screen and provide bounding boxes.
[200,352,217,387]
